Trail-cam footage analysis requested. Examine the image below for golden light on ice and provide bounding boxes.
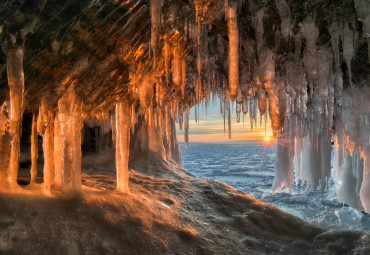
[264,136,271,142]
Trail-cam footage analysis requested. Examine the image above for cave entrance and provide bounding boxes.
[176,99,370,234]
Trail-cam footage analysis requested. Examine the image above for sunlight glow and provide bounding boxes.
[264,136,271,142]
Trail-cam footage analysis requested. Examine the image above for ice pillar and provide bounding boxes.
[42,114,55,190]
[0,102,11,188]
[272,127,294,192]
[227,2,239,101]
[54,116,63,189]
[115,102,131,193]
[6,47,25,186]
[360,148,370,213]
[57,88,82,193]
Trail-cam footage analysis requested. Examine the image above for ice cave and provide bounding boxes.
[0,0,370,254]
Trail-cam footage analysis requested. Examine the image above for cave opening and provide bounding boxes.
[1,0,370,254]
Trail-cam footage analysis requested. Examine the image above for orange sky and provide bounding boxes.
[176,99,274,143]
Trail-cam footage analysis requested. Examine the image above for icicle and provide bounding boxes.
[6,46,25,187]
[149,0,163,57]
[227,2,239,101]
[294,131,304,183]
[330,22,341,73]
[317,48,329,104]
[195,105,198,123]
[148,112,166,159]
[227,99,231,140]
[223,99,226,133]
[115,102,131,193]
[30,114,38,183]
[166,106,172,153]
[164,35,171,83]
[301,134,320,191]
[184,109,189,148]
[138,73,155,110]
[172,43,183,87]
[276,0,292,38]
[236,93,243,123]
[342,23,354,87]
[242,97,248,114]
[320,126,332,192]
[300,16,319,98]
[181,59,186,96]
[256,77,267,116]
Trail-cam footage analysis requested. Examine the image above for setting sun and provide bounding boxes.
[264,136,271,142]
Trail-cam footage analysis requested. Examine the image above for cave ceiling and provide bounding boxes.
[0,0,369,129]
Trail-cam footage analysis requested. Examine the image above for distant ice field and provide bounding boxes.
[179,141,370,234]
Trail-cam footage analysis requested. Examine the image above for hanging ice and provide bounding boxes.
[227,2,239,101]
[149,0,163,57]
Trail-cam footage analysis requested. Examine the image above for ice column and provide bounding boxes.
[272,123,294,192]
[338,151,364,210]
[115,102,131,193]
[0,101,11,188]
[54,116,63,189]
[6,47,25,186]
[227,2,239,101]
[360,148,370,213]
[42,113,55,190]
[57,88,82,192]
[30,114,38,183]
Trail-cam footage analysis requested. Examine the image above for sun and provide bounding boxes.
[264,136,271,142]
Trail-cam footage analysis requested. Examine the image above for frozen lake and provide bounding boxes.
[179,141,370,234]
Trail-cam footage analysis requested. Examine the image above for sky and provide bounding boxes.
[176,97,274,143]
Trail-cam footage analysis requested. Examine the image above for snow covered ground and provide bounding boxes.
[1,150,370,254]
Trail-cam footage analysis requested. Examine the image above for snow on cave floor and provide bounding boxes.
[179,141,370,234]
[1,150,370,254]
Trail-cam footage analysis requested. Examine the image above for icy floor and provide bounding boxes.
[179,141,370,234]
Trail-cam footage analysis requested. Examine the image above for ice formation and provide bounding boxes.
[115,102,131,193]
[0,0,368,214]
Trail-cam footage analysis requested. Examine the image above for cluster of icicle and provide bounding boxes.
[0,0,369,213]
[165,0,370,213]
